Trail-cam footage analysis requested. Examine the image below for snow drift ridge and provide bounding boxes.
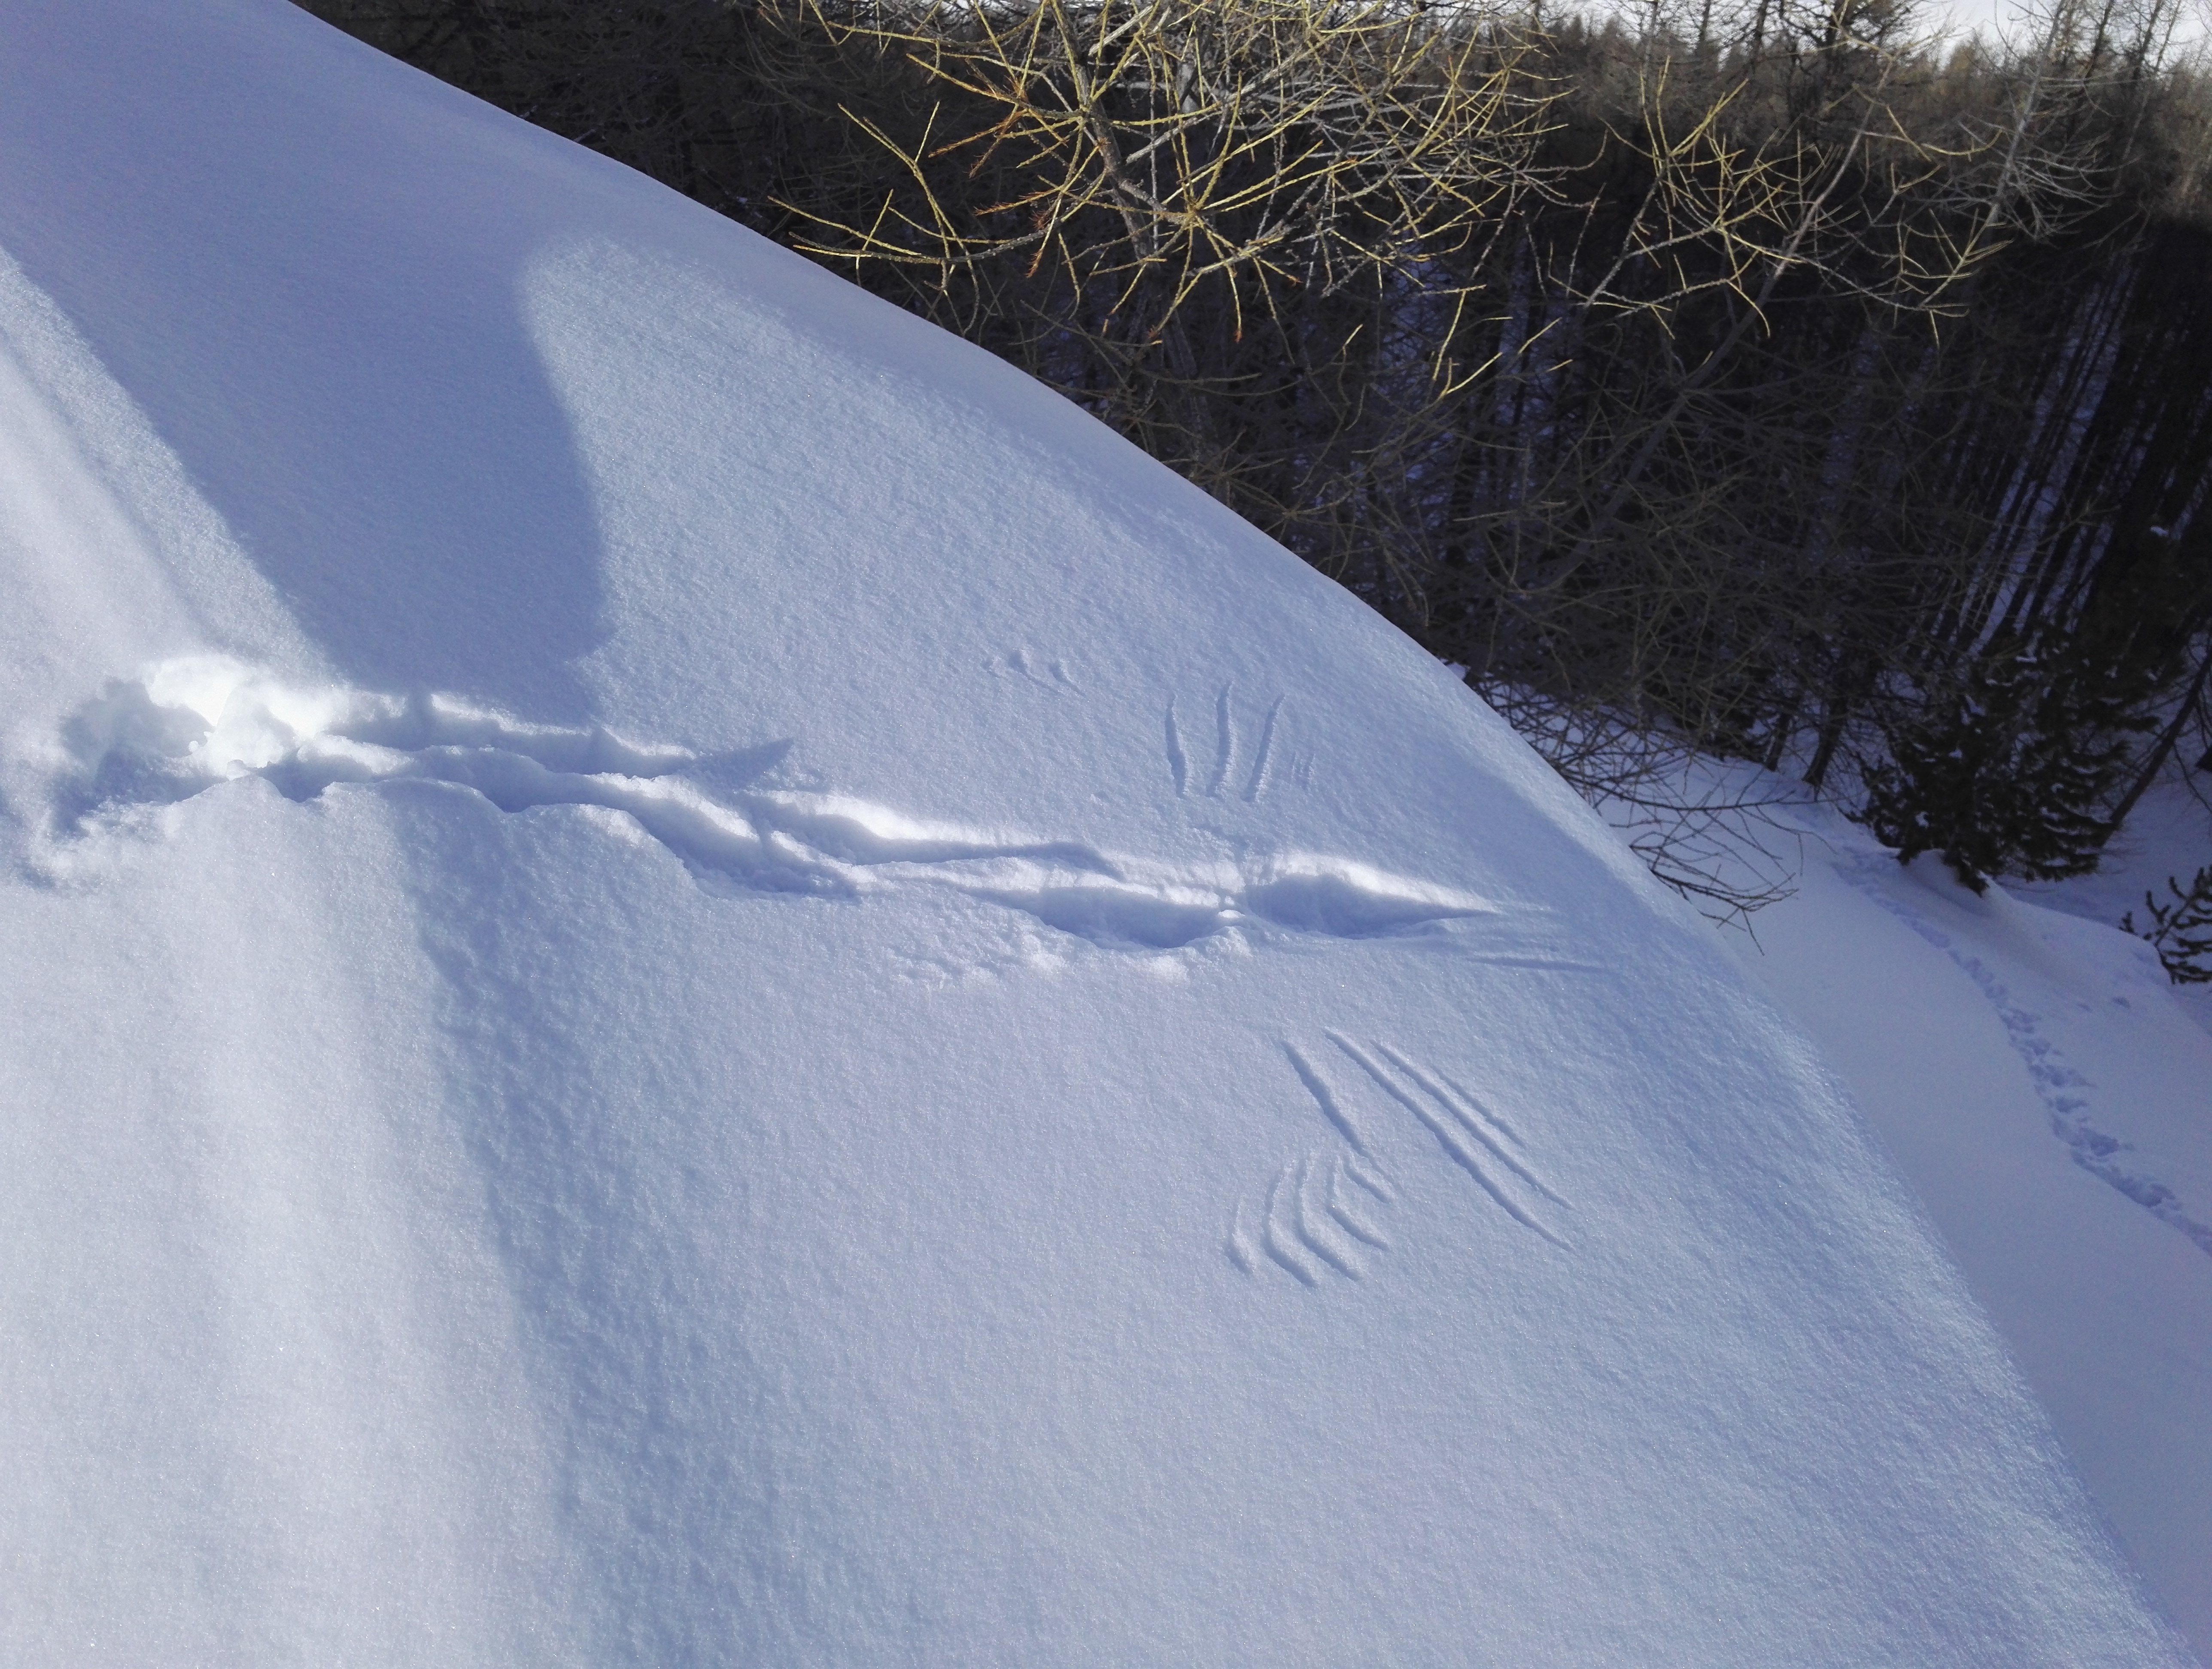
[45,656,1512,952]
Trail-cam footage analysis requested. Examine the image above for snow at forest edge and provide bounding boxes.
[0,2,2206,1663]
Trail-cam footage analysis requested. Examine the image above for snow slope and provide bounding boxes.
[0,1,2194,1662]
[1714,783,2212,1660]
[2027,770,2212,1037]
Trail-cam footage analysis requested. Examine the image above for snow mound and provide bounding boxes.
[0,1,2195,1663]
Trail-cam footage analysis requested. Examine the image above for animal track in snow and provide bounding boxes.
[1228,1151,1378,1285]
[1231,1033,1567,1287]
[990,648,1079,692]
[1167,684,1286,803]
[1841,855,2212,1260]
[41,658,1503,956]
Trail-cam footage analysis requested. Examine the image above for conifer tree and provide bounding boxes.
[1857,634,2154,890]
[2125,866,2212,983]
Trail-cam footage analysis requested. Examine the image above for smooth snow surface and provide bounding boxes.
[0,2,2194,1663]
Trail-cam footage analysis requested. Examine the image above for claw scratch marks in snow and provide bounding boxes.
[1325,1155,1390,1249]
[1226,1201,1259,1275]
[1375,1043,1562,1206]
[1259,1164,1321,1286]
[1164,698,1188,798]
[1243,697,1284,802]
[1284,1041,1374,1158]
[1209,684,1238,797]
[1329,1032,1568,1246]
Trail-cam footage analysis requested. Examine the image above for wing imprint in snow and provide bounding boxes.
[1258,1163,1323,1287]
[1164,698,1189,797]
[1243,697,1284,802]
[1231,1041,1398,1287]
[1329,1033,1570,1247]
[1323,1154,1390,1249]
[1344,1150,1396,1204]
[1286,1152,1365,1278]
[38,659,1506,962]
[1283,1040,1375,1159]
[1231,1031,1562,1286]
[1225,1201,1260,1275]
[1173,683,1288,802]
[1209,685,1238,797]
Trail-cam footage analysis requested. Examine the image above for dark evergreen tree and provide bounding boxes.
[1857,632,2156,890]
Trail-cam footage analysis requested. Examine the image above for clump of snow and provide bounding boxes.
[0,1,2200,1664]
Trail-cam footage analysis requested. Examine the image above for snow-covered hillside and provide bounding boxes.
[1697,774,2212,1659]
[0,1,2197,1662]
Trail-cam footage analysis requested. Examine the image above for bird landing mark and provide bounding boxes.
[1167,685,1288,802]
[41,658,1497,959]
[1231,1032,1568,1287]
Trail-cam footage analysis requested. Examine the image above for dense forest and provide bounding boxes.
[300,0,2212,936]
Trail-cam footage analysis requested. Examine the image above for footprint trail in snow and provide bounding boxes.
[1840,853,2212,1261]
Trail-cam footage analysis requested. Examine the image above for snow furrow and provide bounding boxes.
[37,659,1504,954]
[1329,1032,1570,1247]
